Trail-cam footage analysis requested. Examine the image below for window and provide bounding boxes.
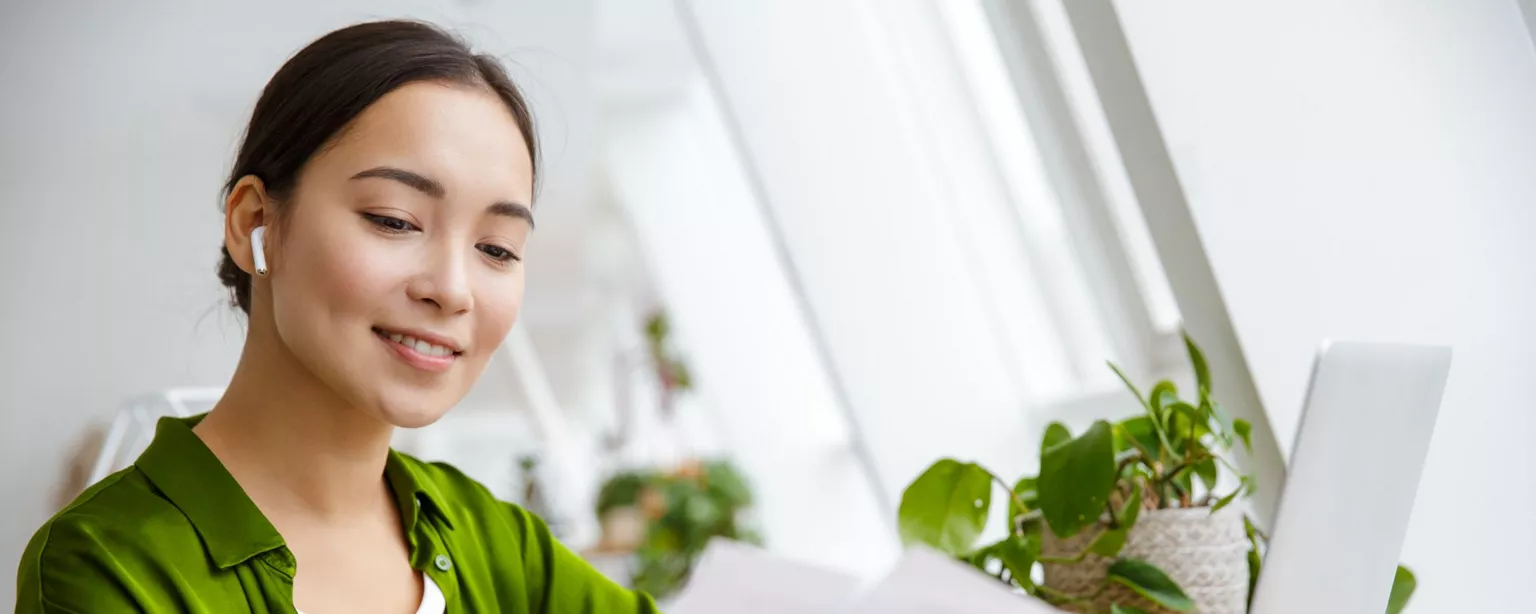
[586,0,1184,571]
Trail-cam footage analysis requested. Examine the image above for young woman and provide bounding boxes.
[17,20,658,613]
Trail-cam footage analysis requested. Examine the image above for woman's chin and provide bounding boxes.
[372,400,453,430]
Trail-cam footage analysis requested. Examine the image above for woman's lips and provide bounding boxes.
[374,328,457,373]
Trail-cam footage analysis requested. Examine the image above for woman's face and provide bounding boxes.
[265,82,534,428]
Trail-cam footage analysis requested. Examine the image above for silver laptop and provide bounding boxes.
[1250,341,1451,614]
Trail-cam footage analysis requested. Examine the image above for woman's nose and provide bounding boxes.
[405,247,474,314]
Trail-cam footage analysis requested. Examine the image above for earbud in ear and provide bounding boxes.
[251,226,268,277]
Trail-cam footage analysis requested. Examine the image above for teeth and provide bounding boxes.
[380,329,454,357]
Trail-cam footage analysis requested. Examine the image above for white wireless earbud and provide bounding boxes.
[250,226,268,277]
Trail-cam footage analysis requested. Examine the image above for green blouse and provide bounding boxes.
[15,415,659,613]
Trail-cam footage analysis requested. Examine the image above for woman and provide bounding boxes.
[16,20,658,614]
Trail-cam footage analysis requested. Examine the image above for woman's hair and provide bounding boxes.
[217,20,539,314]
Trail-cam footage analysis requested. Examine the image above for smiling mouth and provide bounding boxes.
[372,327,462,372]
[372,327,462,357]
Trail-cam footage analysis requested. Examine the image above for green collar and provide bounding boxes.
[135,415,454,570]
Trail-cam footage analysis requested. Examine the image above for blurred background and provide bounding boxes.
[3,0,1535,610]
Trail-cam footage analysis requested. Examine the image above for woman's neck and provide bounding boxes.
[195,313,396,524]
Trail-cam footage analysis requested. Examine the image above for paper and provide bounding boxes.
[668,539,864,614]
[668,540,1064,614]
[848,547,1063,614]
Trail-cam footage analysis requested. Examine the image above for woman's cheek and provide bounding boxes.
[476,270,525,344]
[312,231,394,312]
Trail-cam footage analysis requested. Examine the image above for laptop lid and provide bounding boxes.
[1250,341,1451,614]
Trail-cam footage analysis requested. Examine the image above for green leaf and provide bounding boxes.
[1195,458,1218,493]
[1149,381,1179,419]
[1112,605,1153,614]
[704,461,754,507]
[1247,547,1262,608]
[997,535,1040,590]
[1043,422,1072,450]
[1207,400,1236,447]
[1116,416,1160,456]
[1172,470,1194,500]
[1108,558,1196,612]
[595,472,648,516]
[1113,363,1178,456]
[1387,565,1416,614]
[1234,419,1253,452]
[1008,476,1038,526]
[1109,362,1149,411]
[1118,482,1143,528]
[1210,487,1242,514]
[1038,421,1117,538]
[671,360,693,390]
[964,538,1003,571]
[1091,527,1128,557]
[1184,332,1211,394]
[1166,402,1206,452]
[1243,516,1264,607]
[897,459,992,555]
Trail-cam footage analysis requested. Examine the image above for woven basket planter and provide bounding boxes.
[1042,507,1249,614]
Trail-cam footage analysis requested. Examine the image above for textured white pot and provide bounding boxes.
[1042,507,1249,614]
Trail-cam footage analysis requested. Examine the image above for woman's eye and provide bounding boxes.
[478,244,520,263]
[362,212,420,233]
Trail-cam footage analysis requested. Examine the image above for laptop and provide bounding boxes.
[1250,341,1452,614]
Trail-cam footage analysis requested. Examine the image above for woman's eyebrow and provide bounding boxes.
[488,202,535,229]
[351,166,444,198]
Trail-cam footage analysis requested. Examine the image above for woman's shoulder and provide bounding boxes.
[18,467,204,610]
[26,466,201,551]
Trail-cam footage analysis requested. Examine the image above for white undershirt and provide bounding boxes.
[295,572,445,614]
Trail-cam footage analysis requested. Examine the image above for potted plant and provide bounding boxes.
[590,310,762,600]
[896,334,1417,613]
[594,460,761,599]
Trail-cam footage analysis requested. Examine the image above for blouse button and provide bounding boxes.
[434,554,452,572]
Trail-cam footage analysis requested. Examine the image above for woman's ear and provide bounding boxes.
[224,175,271,276]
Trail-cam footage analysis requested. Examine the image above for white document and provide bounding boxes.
[847,547,1064,614]
[668,540,1063,614]
[668,539,864,614]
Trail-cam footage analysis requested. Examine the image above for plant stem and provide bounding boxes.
[1109,363,1179,459]
[1160,454,1205,482]
[1115,453,1143,479]
[1215,454,1243,474]
[1167,476,1190,505]
[1249,524,1271,543]
[1187,415,1198,457]
[987,471,1030,536]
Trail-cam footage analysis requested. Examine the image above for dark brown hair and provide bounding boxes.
[217,20,539,314]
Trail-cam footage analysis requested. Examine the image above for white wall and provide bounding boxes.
[1112,0,1536,610]
[0,1,599,605]
[1521,0,1536,46]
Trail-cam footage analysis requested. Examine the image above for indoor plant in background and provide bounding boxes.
[594,460,760,599]
[591,311,762,600]
[896,334,1417,613]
